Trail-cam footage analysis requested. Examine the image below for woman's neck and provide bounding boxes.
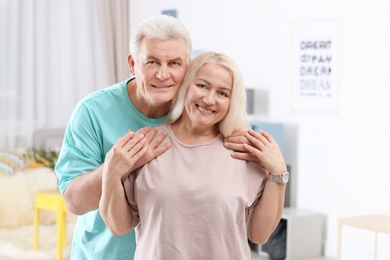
[171,118,219,144]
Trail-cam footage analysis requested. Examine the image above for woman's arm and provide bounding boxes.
[249,181,286,244]
[229,129,287,244]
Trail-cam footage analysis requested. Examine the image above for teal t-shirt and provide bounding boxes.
[55,78,168,260]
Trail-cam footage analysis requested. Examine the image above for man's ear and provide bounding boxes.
[128,54,135,75]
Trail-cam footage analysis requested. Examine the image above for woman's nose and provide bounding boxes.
[202,92,216,105]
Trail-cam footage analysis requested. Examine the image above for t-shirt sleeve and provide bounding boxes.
[245,163,268,240]
[55,102,104,194]
[246,186,264,240]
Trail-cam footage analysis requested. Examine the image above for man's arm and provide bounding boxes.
[99,129,148,235]
[100,173,133,236]
[62,166,104,215]
[62,127,170,215]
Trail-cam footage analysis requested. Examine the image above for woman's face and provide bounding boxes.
[183,62,233,131]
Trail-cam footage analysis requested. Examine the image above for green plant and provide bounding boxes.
[29,149,60,170]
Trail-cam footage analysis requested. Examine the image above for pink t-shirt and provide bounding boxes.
[123,124,267,260]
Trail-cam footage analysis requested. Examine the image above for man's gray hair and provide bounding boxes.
[129,15,192,61]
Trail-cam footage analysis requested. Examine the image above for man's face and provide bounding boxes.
[129,37,189,107]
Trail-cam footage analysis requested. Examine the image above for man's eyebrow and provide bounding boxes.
[167,57,184,63]
[147,55,184,63]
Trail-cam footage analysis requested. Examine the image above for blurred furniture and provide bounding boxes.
[338,214,390,260]
[0,167,60,228]
[257,207,324,259]
[282,207,324,259]
[250,121,284,154]
[0,128,73,259]
[34,189,67,260]
[33,128,65,151]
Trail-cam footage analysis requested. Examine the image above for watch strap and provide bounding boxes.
[268,171,289,184]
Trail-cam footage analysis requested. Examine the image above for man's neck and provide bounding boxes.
[126,80,170,119]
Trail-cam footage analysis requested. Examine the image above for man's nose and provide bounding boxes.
[156,65,170,80]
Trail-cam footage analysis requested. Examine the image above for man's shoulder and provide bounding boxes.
[84,78,131,101]
[73,78,132,112]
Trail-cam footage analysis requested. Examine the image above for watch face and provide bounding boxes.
[282,173,289,183]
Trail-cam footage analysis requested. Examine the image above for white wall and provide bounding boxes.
[129,0,390,258]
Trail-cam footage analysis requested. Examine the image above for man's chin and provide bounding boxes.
[152,94,176,104]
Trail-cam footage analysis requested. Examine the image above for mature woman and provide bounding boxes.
[100,51,287,260]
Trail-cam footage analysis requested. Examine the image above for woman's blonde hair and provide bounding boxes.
[167,51,250,137]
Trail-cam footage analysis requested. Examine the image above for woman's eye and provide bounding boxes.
[197,84,207,89]
[219,91,228,97]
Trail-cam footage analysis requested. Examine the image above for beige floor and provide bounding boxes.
[0,223,335,260]
[0,254,335,260]
[251,251,335,260]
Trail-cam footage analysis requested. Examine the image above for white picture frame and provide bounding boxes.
[290,17,342,114]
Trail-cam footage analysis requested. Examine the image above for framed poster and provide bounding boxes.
[290,17,342,114]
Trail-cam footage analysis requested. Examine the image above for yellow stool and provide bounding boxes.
[34,189,67,260]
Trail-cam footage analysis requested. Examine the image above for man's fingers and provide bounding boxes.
[122,127,157,152]
[223,141,246,152]
[151,142,170,158]
[142,127,158,143]
[123,132,145,152]
[120,146,148,182]
[230,151,258,162]
[117,131,135,147]
[225,129,247,138]
[224,134,248,144]
[149,131,168,149]
[136,126,153,136]
[127,137,147,158]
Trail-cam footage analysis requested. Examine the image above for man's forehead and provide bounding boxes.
[139,38,188,60]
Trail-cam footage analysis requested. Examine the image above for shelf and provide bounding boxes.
[257,207,324,260]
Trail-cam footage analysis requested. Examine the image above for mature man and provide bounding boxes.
[55,15,192,259]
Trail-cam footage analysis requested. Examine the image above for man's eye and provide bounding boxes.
[170,61,181,66]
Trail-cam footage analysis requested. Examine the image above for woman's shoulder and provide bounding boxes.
[154,123,170,133]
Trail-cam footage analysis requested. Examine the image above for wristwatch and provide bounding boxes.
[268,171,289,184]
